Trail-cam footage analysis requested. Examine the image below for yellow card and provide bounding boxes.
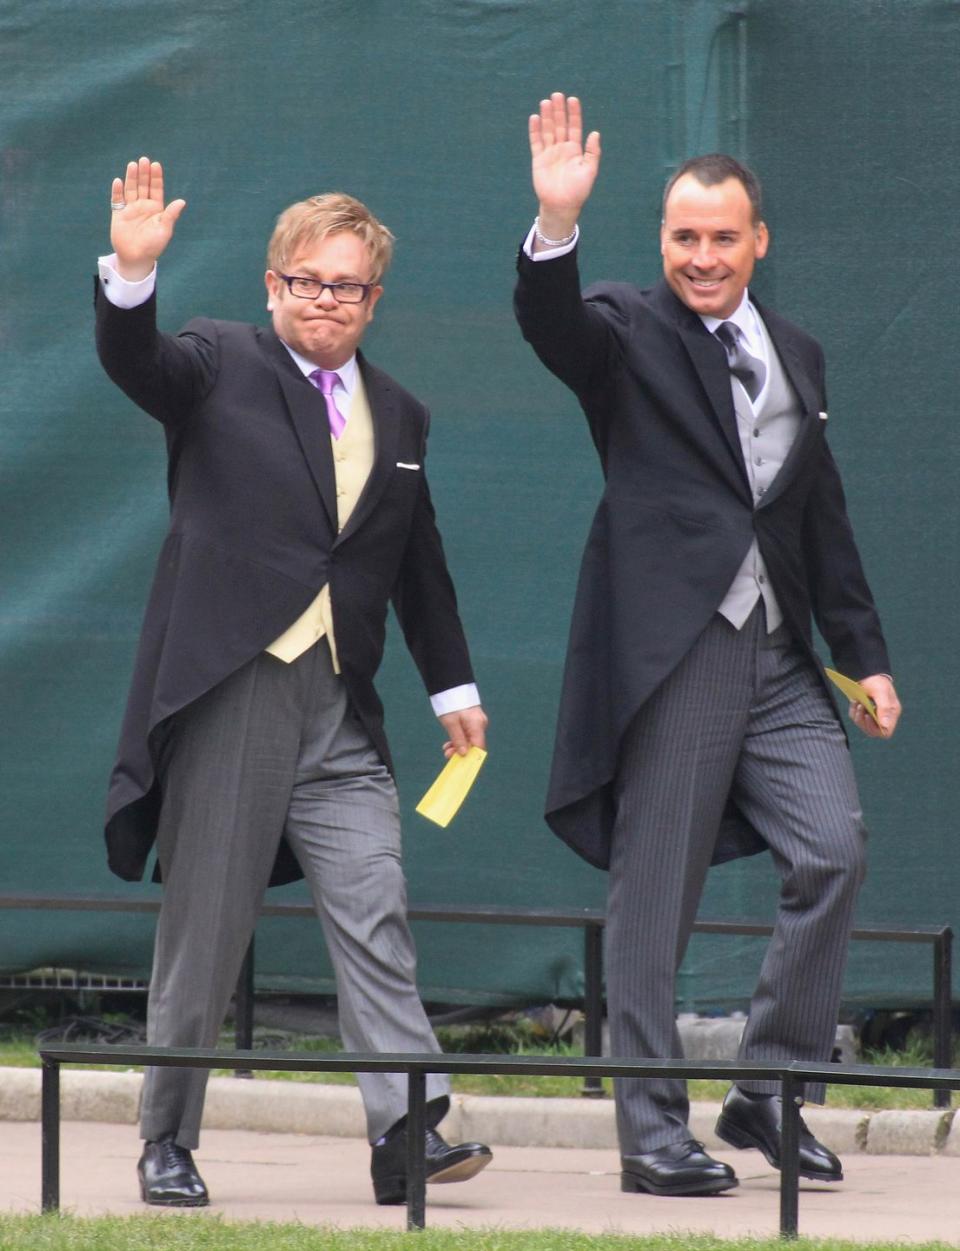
[824,668,880,727]
[416,746,487,828]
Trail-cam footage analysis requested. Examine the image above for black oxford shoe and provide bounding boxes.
[715,1086,843,1181]
[138,1134,209,1206]
[621,1139,738,1196]
[371,1125,492,1205]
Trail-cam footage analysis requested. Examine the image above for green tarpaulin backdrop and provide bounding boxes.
[2,0,957,1012]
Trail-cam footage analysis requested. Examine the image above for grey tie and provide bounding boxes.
[716,321,766,403]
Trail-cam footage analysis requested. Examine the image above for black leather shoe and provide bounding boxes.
[621,1139,738,1196]
[371,1125,492,1205]
[138,1134,209,1206]
[715,1087,843,1181]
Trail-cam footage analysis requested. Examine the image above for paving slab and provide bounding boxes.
[1,1120,959,1244]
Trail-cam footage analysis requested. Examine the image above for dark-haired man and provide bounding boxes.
[514,95,900,1197]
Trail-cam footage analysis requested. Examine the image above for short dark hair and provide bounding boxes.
[662,154,763,226]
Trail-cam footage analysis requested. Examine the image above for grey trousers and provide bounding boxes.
[606,609,866,1155]
[140,641,449,1151]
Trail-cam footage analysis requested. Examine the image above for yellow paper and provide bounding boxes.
[416,746,487,828]
[824,668,880,727]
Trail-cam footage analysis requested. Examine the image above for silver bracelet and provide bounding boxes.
[534,216,577,248]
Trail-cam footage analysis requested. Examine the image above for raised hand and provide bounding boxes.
[109,157,186,281]
[529,93,601,243]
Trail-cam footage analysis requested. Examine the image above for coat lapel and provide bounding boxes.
[652,282,751,501]
[334,353,400,546]
[258,328,338,530]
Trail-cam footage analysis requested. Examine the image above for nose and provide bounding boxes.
[691,239,717,269]
[314,284,338,309]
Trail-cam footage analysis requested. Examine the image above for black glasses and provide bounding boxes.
[277,273,374,303]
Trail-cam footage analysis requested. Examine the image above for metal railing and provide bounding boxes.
[2,893,953,1106]
[37,1042,960,1239]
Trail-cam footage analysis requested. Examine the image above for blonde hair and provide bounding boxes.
[266,192,394,284]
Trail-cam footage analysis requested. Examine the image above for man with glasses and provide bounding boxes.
[96,158,491,1208]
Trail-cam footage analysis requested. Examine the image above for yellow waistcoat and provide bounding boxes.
[265,377,374,672]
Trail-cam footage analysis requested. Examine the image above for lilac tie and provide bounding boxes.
[309,368,346,439]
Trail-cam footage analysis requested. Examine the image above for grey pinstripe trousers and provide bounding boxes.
[606,608,866,1155]
[140,641,449,1151]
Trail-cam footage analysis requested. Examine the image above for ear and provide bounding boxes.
[365,284,384,322]
[264,269,281,312]
[754,221,769,259]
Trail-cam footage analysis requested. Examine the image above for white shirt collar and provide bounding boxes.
[699,289,755,339]
[280,342,358,395]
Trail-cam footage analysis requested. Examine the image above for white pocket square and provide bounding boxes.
[818,411,828,422]
[396,462,421,470]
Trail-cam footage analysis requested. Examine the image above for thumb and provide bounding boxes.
[163,198,187,226]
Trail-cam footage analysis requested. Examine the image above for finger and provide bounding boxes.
[123,160,139,203]
[163,198,187,226]
[567,95,582,149]
[585,129,602,163]
[110,176,124,205]
[539,97,555,147]
[529,113,544,157]
[551,91,568,144]
[151,160,164,207]
[446,720,469,757]
[137,155,152,202]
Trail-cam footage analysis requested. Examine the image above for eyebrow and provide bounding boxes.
[291,268,369,282]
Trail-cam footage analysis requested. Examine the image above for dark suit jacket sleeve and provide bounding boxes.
[95,281,219,425]
[514,246,627,399]
[389,413,475,698]
[803,436,891,680]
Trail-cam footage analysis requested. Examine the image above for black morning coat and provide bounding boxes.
[514,246,891,871]
[95,285,474,886]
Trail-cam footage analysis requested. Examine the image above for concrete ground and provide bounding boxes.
[2,1120,960,1243]
[2,1060,960,1244]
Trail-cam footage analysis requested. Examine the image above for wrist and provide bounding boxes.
[114,257,155,283]
[534,212,578,248]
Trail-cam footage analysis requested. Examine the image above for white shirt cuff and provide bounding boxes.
[98,254,157,308]
[430,683,481,717]
[522,221,580,261]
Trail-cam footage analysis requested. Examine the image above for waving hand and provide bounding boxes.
[109,157,186,281]
[529,94,601,247]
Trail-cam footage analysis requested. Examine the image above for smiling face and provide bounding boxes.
[265,230,382,369]
[660,174,769,320]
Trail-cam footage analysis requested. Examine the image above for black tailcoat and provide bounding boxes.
[96,286,473,886]
[514,247,889,870]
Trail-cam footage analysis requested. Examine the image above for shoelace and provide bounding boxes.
[157,1138,192,1171]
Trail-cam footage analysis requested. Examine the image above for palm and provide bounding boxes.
[533,141,599,214]
[111,197,174,263]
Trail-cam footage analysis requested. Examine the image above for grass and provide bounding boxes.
[0,1021,953,1110]
[0,1218,958,1251]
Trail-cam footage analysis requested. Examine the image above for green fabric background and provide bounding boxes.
[1,0,956,1010]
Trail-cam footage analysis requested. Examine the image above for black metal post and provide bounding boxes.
[41,1058,60,1213]
[581,923,604,1097]
[406,1068,427,1231]
[933,928,953,1108]
[778,1073,802,1239]
[234,936,255,1078]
